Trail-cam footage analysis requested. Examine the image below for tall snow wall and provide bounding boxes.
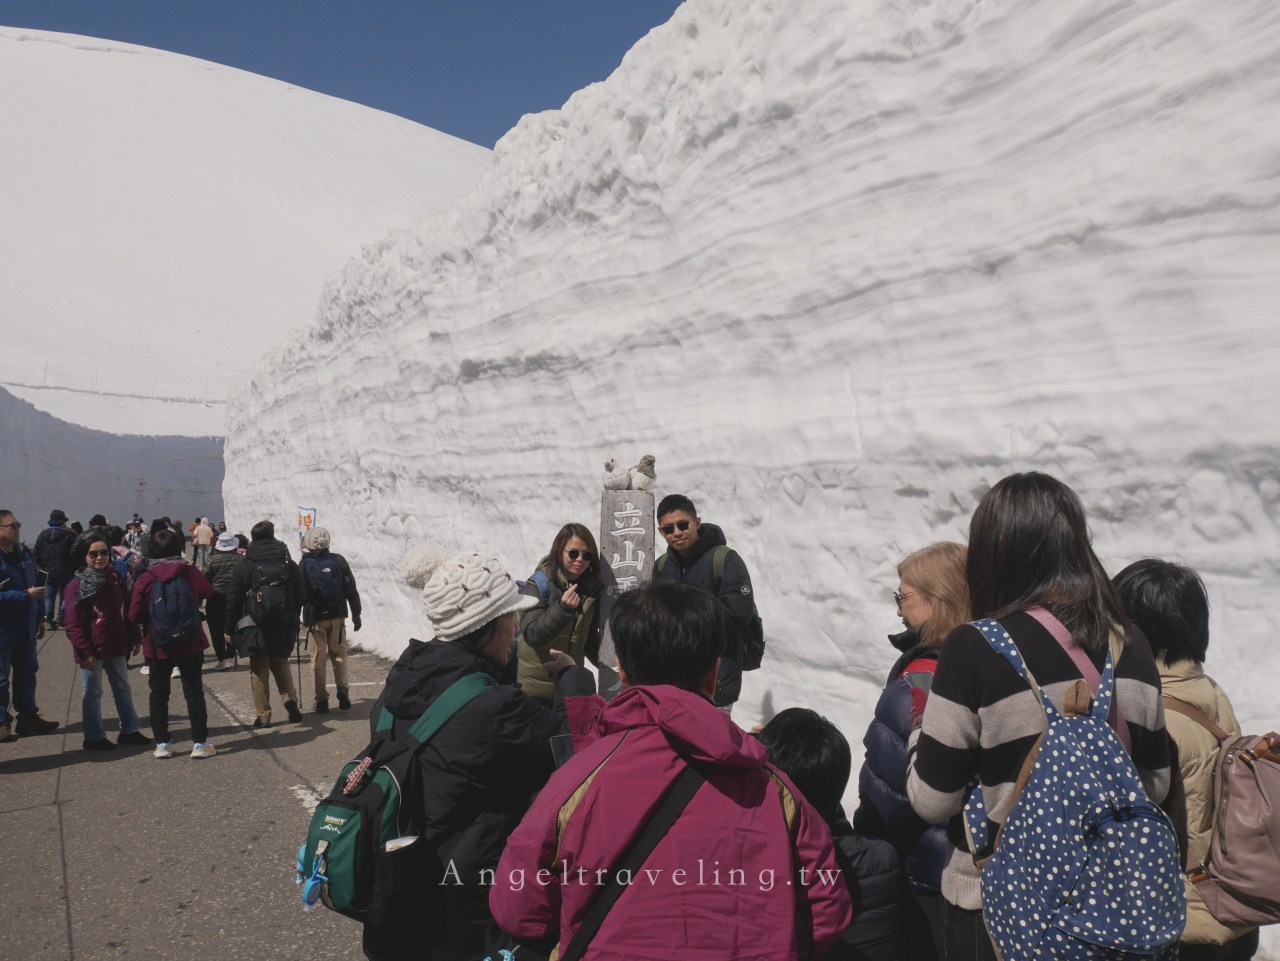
[227,0,1280,761]
[1,386,224,526]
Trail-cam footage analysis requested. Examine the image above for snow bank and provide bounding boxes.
[0,386,224,527]
[226,5,1280,937]
[0,27,491,432]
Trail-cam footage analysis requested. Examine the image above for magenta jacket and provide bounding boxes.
[491,685,853,960]
[128,560,212,660]
[63,569,137,663]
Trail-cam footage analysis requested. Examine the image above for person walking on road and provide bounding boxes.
[0,511,59,741]
[299,526,361,714]
[128,528,217,759]
[225,520,304,727]
[63,532,150,751]
[32,508,76,628]
[202,532,240,671]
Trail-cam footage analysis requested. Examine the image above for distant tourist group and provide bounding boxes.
[0,509,361,760]
[4,472,1273,961]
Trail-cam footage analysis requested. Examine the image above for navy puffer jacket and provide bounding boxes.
[852,629,948,893]
[823,814,908,961]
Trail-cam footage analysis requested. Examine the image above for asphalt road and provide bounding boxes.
[2,625,393,961]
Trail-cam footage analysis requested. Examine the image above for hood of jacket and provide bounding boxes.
[246,538,291,566]
[380,637,498,720]
[146,558,188,583]
[593,683,768,769]
[665,521,729,570]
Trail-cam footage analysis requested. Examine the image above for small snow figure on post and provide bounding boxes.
[595,455,658,700]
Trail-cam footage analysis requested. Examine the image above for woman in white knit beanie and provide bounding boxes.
[363,544,580,961]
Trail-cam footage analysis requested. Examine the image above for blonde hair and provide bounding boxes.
[898,541,970,648]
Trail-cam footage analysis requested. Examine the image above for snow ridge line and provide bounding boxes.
[0,380,225,406]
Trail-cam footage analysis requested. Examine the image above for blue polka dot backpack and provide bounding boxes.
[962,618,1186,960]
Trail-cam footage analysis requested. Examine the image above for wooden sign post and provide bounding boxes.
[595,489,656,700]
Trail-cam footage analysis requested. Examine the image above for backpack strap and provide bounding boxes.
[654,554,667,576]
[1162,695,1231,743]
[1026,607,1131,753]
[402,672,495,750]
[711,545,730,589]
[558,763,706,961]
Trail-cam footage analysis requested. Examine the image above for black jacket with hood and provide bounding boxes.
[33,525,76,582]
[366,638,568,960]
[652,521,754,705]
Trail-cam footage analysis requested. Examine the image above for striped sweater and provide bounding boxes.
[905,609,1171,910]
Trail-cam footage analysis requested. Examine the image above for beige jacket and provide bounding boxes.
[1160,656,1255,946]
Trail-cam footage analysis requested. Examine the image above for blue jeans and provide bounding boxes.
[44,578,69,623]
[0,634,39,725]
[80,656,141,742]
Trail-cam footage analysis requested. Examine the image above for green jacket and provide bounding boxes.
[202,549,241,595]
[516,556,602,701]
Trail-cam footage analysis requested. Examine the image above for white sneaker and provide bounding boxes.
[171,666,181,678]
[190,742,216,759]
[153,742,173,759]
[217,659,233,671]
[140,664,151,675]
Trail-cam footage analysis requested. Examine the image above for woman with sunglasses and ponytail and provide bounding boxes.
[517,524,605,705]
[64,531,150,751]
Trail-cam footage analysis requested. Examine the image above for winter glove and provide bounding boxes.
[352,615,362,632]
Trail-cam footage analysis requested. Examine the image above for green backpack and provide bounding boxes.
[296,672,494,924]
[655,546,766,671]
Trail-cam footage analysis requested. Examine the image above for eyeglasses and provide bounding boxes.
[566,549,593,562]
[660,520,692,535]
[893,590,922,605]
[0,522,20,530]
[87,549,111,559]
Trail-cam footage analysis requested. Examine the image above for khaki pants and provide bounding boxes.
[249,655,298,724]
[308,619,349,705]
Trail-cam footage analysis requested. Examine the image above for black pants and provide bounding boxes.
[205,593,230,660]
[944,903,998,961]
[1180,931,1260,961]
[147,653,208,743]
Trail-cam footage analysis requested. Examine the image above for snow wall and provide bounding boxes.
[0,386,224,526]
[227,0,1280,895]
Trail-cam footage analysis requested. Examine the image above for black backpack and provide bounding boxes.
[296,672,494,924]
[247,559,293,627]
[149,575,202,648]
[655,546,765,671]
[302,555,346,608]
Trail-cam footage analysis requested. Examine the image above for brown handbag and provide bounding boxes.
[1164,695,1280,926]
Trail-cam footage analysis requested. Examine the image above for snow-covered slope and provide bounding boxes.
[226,3,1280,934]
[0,27,491,434]
[0,386,224,528]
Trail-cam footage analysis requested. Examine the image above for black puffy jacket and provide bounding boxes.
[368,638,566,961]
[852,629,948,894]
[33,526,76,582]
[823,814,908,961]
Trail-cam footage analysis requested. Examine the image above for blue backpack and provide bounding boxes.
[149,575,202,648]
[962,618,1185,961]
[302,555,345,607]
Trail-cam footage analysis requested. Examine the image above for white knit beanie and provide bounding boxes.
[403,546,537,642]
[302,526,331,552]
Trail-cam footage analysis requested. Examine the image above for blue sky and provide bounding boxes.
[0,1,685,146]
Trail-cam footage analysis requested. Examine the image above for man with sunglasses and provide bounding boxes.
[0,511,60,741]
[653,494,756,714]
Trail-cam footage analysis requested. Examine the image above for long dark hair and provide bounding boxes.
[547,523,599,584]
[967,472,1127,653]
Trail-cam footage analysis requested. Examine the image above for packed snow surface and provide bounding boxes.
[225,5,1277,950]
[0,26,491,435]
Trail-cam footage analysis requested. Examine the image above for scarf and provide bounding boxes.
[73,566,110,608]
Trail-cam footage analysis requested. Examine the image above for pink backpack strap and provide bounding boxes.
[1026,606,1132,754]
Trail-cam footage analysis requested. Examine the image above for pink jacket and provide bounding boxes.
[64,570,137,662]
[128,560,212,660]
[491,685,853,960]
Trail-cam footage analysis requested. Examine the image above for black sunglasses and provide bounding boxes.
[87,549,111,559]
[567,549,593,562]
[660,520,692,535]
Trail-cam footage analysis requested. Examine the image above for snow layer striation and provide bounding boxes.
[226,0,1280,917]
[0,27,491,433]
